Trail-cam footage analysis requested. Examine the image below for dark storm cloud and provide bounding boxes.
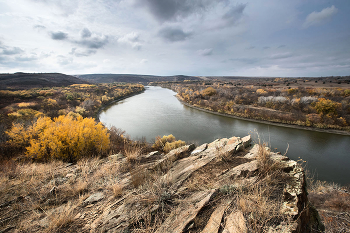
[80,28,92,38]
[158,27,192,42]
[222,4,246,25]
[137,0,226,22]
[50,31,68,40]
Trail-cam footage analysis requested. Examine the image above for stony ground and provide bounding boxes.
[0,135,326,232]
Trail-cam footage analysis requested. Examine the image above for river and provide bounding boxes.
[100,86,350,185]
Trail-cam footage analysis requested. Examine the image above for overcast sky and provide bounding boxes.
[0,0,349,77]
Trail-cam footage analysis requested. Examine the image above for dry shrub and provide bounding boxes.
[152,134,186,153]
[0,159,18,179]
[234,176,287,232]
[108,126,126,154]
[308,179,350,232]
[125,144,143,163]
[73,180,88,196]
[256,142,286,179]
[131,168,150,188]
[112,183,123,197]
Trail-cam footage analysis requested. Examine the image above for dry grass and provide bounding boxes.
[228,141,292,232]
[46,202,76,233]
[125,144,143,163]
[234,178,287,232]
[112,183,123,197]
[131,168,151,188]
[307,178,350,232]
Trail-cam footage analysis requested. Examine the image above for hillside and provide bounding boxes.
[0,136,329,232]
[0,73,88,90]
[76,74,202,84]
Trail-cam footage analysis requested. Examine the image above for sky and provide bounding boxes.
[0,0,349,77]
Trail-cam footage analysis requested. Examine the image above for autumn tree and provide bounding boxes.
[201,87,217,96]
[315,98,341,116]
[7,115,110,162]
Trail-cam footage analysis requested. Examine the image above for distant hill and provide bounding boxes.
[0,73,88,90]
[76,74,202,83]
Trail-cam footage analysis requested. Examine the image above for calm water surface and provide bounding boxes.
[100,86,350,185]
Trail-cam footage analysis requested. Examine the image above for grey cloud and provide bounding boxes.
[136,0,226,22]
[57,55,73,66]
[263,46,270,50]
[31,0,79,16]
[197,48,213,56]
[50,31,68,40]
[33,25,46,30]
[81,28,92,38]
[1,47,23,55]
[246,46,255,50]
[117,32,142,50]
[222,4,246,25]
[303,5,338,28]
[75,35,109,49]
[268,52,294,60]
[158,27,192,42]
[228,58,260,64]
[70,48,97,57]
[278,45,286,48]
[15,55,38,62]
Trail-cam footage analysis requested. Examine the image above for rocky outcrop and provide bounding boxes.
[86,135,323,232]
[12,135,322,232]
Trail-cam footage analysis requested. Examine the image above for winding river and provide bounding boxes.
[100,86,350,185]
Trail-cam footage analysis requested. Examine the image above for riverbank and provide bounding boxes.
[176,96,350,136]
[95,89,145,120]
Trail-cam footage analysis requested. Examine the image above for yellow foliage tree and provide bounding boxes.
[7,115,110,162]
[201,87,217,96]
[256,89,267,95]
[315,98,341,116]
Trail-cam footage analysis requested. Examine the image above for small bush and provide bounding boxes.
[152,134,186,153]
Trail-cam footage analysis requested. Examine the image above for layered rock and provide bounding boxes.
[86,135,322,232]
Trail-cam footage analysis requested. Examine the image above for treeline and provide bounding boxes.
[165,82,350,131]
[0,83,145,161]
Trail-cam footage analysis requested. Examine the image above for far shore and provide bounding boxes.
[176,96,350,136]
